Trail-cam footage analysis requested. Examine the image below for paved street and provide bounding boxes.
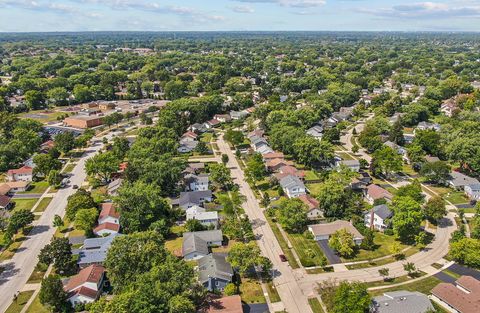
[217,134,314,313]
[0,134,113,313]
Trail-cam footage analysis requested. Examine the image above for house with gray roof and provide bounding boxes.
[371,291,433,313]
[465,183,480,200]
[230,110,248,120]
[335,159,360,172]
[364,204,393,231]
[182,230,223,260]
[184,173,209,191]
[279,175,306,198]
[197,253,234,292]
[448,171,480,190]
[178,141,198,153]
[172,190,213,210]
[306,125,323,140]
[107,178,123,196]
[77,233,120,268]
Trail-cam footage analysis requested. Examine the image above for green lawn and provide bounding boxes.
[12,199,38,212]
[287,232,327,267]
[165,237,182,256]
[27,262,48,283]
[33,197,52,213]
[62,163,76,173]
[366,271,426,288]
[368,276,442,297]
[401,164,417,176]
[304,170,320,181]
[445,191,469,205]
[306,183,323,196]
[346,247,419,270]
[266,281,281,303]
[201,133,213,143]
[18,109,65,123]
[240,279,266,304]
[25,294,49,313]
[5,290,34,313]
[20,181,49,194]
[267,218,300,269]
[336,152,355,161]
[0,233,26,261]
[308,298,325,313]
[342,233,414,263]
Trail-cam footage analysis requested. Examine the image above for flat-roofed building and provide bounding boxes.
[64,115,103,129]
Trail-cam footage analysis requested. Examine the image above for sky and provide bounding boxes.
[1,0,480,32]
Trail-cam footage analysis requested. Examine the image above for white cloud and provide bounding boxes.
[231,5,255,13]
[233,0,326,8]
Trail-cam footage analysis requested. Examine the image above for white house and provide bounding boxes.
[184,174,209,191]
[7,166,33,182]
[335,159,360,172]
[465,184,480,201]
[94,203,120,236]
[64,264,105,307]
[279,175,306,198]
[364,204,393,231]
[187,210,219,228]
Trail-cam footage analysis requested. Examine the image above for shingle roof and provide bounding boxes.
[367,184,393,200]
[7,166,33,176]
[371,291,433,313]
[99,203,120,220]
[0,195,11,208]
[182,232,209,256]
[78,234,119,265]
[198,253,233,283]
[206,295,243,313]
[279,175,306,190]
[431,276,480,313]
[64,264,105,291]
[448,171,480,187]
[93,222,120,233]
[309,220,364,240]
[373,204,393,220]
[176,190,213,208]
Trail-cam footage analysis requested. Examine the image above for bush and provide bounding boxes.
[384,229,394,236]
[224,283,238,296]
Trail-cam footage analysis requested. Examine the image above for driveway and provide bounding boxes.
[434,271,457,283]
[447,263,480,280]
[243,303,269,313]
[316,240,341,264]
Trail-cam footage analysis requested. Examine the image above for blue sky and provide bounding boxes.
[0,0,480,32]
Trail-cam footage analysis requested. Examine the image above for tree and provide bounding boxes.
[115,181,172,233]
[449,237,480,268]
[39,237,75,275]
[39,275,69,313]
[195,141,209,155]
[378,268,390,281]
[403,262,417,276]
[224,283,238,296]
[209,163,233,190]
[7,209,34,234]
[221,154,229,164]
[371,146,402,178]
[54,131,75,155]
[65,189,96,220]
[389,119,405,145]
[216,191,245,217]
[168,295,195,313]
[391,196,423,243]
[316,170,358,218]
[245,153,267,182]
[110,137,130,160]
[75,208,98,237]
[73,84,92,103]
[227,242,262,275]
[33,153,62,177]
[361,228,375,251]
[293,136,334,167]
[85,151,119,183]
[415,231,429,249]
[424,196,446,223]
[53,215,63,227]
[395,180,424,204]
[329,228,356,258]
[25,90,46,110]
[164,80,187,100]
[47,87,69,106]
[47,169,62,187]
[420,161,450,185]
[332,281,370,313]
[276,198,308,233]
[185,219,206,232]
[224,130,244,146]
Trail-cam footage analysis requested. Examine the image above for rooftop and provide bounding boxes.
[309,220,364,239]
[432,276,480,313]
[371,291,433,313]
[64,264,105,292]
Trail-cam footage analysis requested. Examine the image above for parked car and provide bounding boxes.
[72,185,79,189]
[279,254,287,262]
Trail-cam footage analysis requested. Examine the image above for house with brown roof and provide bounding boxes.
[365,184,393,204]
[94,203,120,236]
[266,158,294,172]
[204,295,243,313]
[262,152,285,161]
[7,166,33,182]
[64,264,105,306]
[0,181,31,193]
[274,165,305,181]
[298,194,323,219]
[431,275,480,313]
[0,195,12,210]
[213,114,231,123]
[441,98,459,117]
[308,220,364,245]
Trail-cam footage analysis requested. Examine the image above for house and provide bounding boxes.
[298,195,323,219]
[206,119,221,128]
[365,204,393,231]
[441,98,459,117]
[230,110,248,120]
[93,223,120,236]
[403,133,415,144]
[214,114,231,123]
[189,123,208,133]
[256,144,274,155]
[389,113,405,125]
[465,184,480,200]
[198,253,234,292]
[107,178,123,196]
[182,230,223,260]
[371,291,433,313]
[64,264,105,306]
[7,166,33,182]
[186,207,219,228]
[335,159,360,172]
[384,141,409,163]
[180,131,198,142]
[0,195,12,210]
[308,220,364,245]
[40,140,55,152]
[365,184,393,204]
[173,190,213,210]
[306,125,324,140]
[178,141,199,153]
[184,173,209,191]
[204,295,243,313]
[275,165,305,181]
[447,171,480,190]
[279,175,306,198]
[247,129,265,140]
[266,158,294,172]
[0,181,31,193]
[415,121,441,133]
[94,203,120,236]
[77,233,120,268]
[183,162,205,175]
[424,156,440,163]
[262,152,285,161]
[251,136,269,151]
[431,276,480,313]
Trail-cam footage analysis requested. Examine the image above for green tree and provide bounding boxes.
[184,219,206,232]
[168,295,195,313]
[371,146,403,178]
[216,191,245,217]
[39,275,69,313]
[389,118,405,145]
[73,84,92,103]
[276,198,308,233]
[85,151,119,183]
[75,208,98,237]
[420,161,450,185]
[423,196,446,223]
[403,262,417,276]
[47,87,69,106]
[245,153,267,183]
[221,154,229,164]
[227,242,262,275]
[391,196,423,243]
[449,237,480,268]
[54,131,75,155]
[25,90,46,110]
[378,268,390,281]
[164,80,187,100]
[209,163,233,190]
[65,189,96,220]
[33,153,62,177]
[224,283,238,296]
[7,209,34,234]
[47,169,62,187]
[53,214,63,227]
[329,228,356,258]
[224,130,245,146]
[293,136,334,167]
[39,237,75,275]
[332,281,370,313]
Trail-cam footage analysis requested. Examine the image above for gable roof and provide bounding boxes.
[0,195,11,208]
[182,232,209,256]
[266,158,293,169]
[67,286,99,300]
[198,253,234,283]
[309,220,364,240]
[262,152,284,160]
[431,276,480,313]
[298,194,320,211]
[7,166,33,176]
[205,295,243,313]
[279,175,306,190]
[64,264,105,292]
[99,203,120,220]
[93,222,120,233]
[182,131,198,139]
[367,184,393,200]
[78,234,120,265]
[372,204,393,220]
[0,184,12,196]
[448,171,480,187]
[175,190,213,208]
[372,291,433,313]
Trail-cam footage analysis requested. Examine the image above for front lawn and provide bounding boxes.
[445,191,469,205]
[5,290,34,313]
[308,298,325,313]
[239,278,266,304]
[265,281,281,303]
[33,197,52,213]
[12,199,38,212]
[286,232,327,267]
[25,294,49,313]
[341,232,412,263]
[20,181,49,194]
[266,218,299,269]
[62,163,76,173]
[368,276,442,297]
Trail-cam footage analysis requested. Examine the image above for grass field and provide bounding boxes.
[304,170,320,181]
[5,290,34,313]
[266,281,281,303]
[12,199,38,212]
[308,298,325,313]
[366,271,426,288]
[164,237,182,256]
[306,183,323,196]
[346,247,419,270]
[33,197,52,213]
[445,191,469,205]
[267,218,299,269]
[240,279,266,304]
[27,263,48,284]
[342,233,412,263]
[336,152,355,161]
[286,232,327,267]
[18,109,65,123]
[62,163,76,173]
[25,294,49,313]
[368,276,442,297]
